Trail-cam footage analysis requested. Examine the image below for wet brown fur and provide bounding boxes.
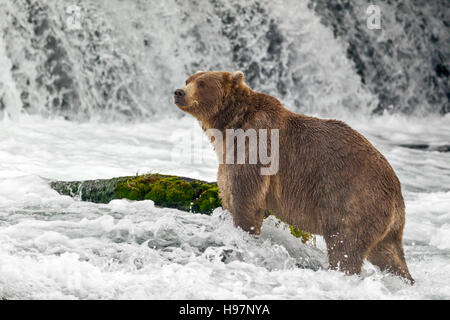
[174,71,414,284]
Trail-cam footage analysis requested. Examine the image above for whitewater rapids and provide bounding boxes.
[0,0,448,300]
[0,114,449,299]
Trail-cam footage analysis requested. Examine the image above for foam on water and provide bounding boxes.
[0,0,448,300]
[0,114,449,299]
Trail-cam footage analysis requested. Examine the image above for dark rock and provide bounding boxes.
[310,0,450,115]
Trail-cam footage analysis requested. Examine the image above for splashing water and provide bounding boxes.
[0,0,449,299]
[0,114,449,299]
[0,0,412,120]
[0,20,22,119]
[1,0,448,120]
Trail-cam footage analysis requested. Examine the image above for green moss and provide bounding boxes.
[116,174,218,213]
[145,183,166,203]
[289,225,314,244]
[192,185,221,214]
[268,212,315,244]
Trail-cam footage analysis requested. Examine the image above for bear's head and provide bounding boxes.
[174,71,249,128]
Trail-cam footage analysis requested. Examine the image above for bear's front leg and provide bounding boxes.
[229,166,269,235]
[232,202,266,235]
[217,164,232,212]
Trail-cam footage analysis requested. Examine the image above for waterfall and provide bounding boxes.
[0,0,447,120]
[0,15,22,119]
[311,0,449,115]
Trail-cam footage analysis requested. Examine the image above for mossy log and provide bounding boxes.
[50,173,313,243]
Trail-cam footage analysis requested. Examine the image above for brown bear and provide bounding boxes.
[174,70,414,284]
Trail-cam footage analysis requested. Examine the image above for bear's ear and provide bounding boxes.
[232,71,245,84]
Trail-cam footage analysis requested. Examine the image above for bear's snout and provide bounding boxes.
[174,89,186,105]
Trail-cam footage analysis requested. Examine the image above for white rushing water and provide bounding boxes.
[0,0,449,300]
[0,114,449,299]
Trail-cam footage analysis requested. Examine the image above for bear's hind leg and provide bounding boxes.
[322,207,382,277]
[324,230,372,276]
[367,230,414,284]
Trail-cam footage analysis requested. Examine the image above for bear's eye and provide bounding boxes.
[198,81,206,88]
